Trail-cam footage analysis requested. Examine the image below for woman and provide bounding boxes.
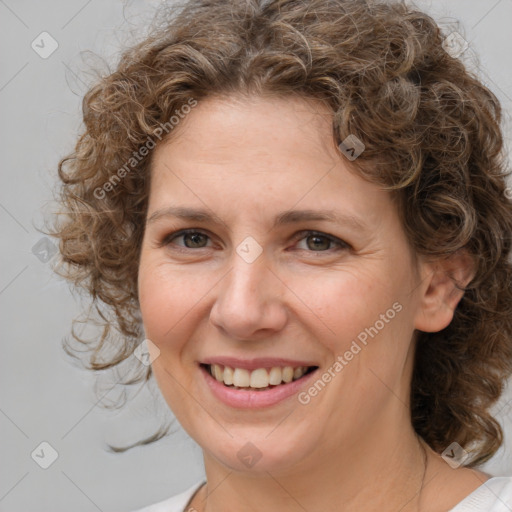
[53,0,512,510]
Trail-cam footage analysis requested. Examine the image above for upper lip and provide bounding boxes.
[200,357,319,371]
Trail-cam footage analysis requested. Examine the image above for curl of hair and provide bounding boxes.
[52,0,512,463]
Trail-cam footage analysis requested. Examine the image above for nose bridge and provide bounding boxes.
[209,248,287,338]
[227,257,264,305]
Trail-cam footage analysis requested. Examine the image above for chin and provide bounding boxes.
[189,416,323,475]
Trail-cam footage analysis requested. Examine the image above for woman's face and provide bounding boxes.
[138,94,428,475]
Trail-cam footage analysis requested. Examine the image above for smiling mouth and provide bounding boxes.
[200,363,318,391]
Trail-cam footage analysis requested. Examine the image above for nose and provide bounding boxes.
[209,252,288,340]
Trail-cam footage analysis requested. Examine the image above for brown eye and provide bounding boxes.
[305,234,332,251]
[294,230,350,252]
[181,232,209,248]
[161,229,212,249]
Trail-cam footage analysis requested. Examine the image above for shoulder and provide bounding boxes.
[450,476,512,511]
[129,481,205,512]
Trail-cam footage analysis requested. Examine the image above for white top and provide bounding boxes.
[131,477,512,512]
[130,481,204,512]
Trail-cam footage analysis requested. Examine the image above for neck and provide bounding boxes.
[195,423,430,512]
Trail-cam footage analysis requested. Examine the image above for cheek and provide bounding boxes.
[289,268,403,351]
[138,258,214,348]
[137,260,207,423]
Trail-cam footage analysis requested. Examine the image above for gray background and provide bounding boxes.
[1,1,511,511]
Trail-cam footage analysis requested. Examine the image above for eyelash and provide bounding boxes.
[159,228,350,254]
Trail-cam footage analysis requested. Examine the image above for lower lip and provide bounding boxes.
[200,365,319,409]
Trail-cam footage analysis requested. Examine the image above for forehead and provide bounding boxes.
[152,94,336,170]
[147,94,390,231]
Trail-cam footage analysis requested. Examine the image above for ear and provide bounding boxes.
[414,250,475,333]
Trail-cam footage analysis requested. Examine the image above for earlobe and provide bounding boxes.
[413,250,475,333]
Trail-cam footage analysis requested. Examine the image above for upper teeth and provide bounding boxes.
[209,364,310,388]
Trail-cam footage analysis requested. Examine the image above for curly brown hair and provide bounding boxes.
[52,0,512,465]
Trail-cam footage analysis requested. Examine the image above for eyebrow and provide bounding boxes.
[146,206,368,232]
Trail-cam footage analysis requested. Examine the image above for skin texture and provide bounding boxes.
[138,95,488,512]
